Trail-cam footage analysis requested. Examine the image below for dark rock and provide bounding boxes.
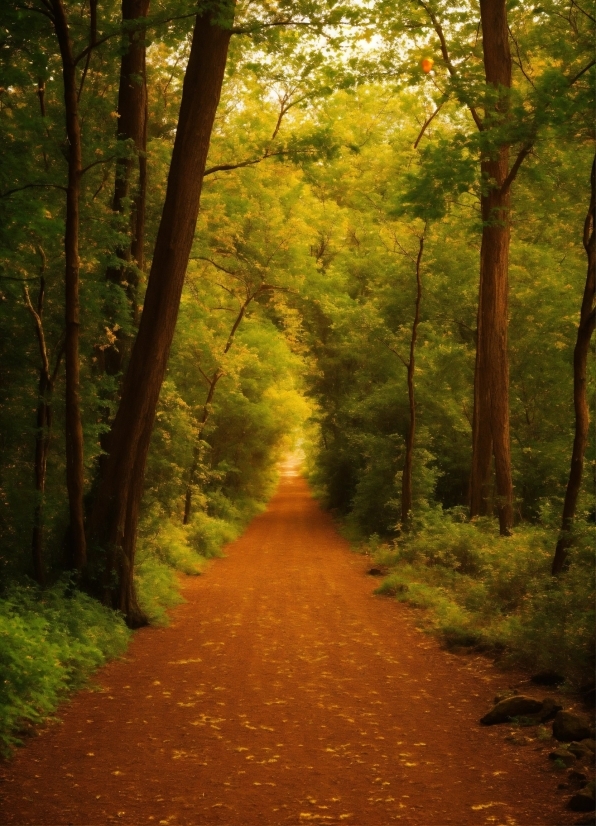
[553,711,595,742]
[480,695,544,725]
[568,770,589,789]
[536,696,564,722]
[568,781,595,813]
[580,739,596,753]
[531,670,565,686]
[549,747,577,767]
[568,741,595,760]
[580,681,596,709]
[518,696,563,726]
[367,568,384,576]
[493,689,518,705]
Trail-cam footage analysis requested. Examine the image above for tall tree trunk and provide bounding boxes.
[401,237,424,529]
[552,157,595,576]
[51,0,87,570]
[470,0,514,535]
[104,0,149,376]
[89,2,235,626]
[23,255,63,586]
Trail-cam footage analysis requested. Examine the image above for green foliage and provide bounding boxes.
[374,512,595,685]
[0,581,130,755]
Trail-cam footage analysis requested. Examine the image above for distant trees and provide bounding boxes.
[553,157,595,575]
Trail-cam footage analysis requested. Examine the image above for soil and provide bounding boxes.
[0,461,581,825]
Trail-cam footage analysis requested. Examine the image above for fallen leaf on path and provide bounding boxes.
[471,802,506,810]
[168,658,202,664]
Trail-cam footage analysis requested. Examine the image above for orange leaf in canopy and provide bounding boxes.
[421,58,434,73]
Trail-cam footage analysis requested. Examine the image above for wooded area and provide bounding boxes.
[0,0,594,750]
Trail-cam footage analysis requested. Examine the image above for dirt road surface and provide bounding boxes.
[0,463,576,825]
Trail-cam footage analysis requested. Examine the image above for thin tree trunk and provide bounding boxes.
[89,2,235,626]
[182,285,269,524]
[104,0,149,375]
[23,254,63,586]
[51,0,87,570]
[470,267,493,517]
[470,0,514,535]
[183,372,221,525]
[401,237,424,529]
[552,157,595,575]
[130,90,148,304]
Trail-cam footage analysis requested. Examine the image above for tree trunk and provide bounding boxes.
[89,2,235,626]
[182,285,265,524]
[104,0,149,375]
[552,157,595,575]
[401,237,424,529]
[470,268,493,517]
[32,372,51,586]
[23,261,61,587]
[469,0,514,535]
[183,372,221,525]
[51,0,87,570]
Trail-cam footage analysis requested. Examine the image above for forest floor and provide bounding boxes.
[0,460,583,826]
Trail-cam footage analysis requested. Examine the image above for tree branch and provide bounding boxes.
[0,182,66,198]
[23,283,50,379]
[568,59,595,85]
[570,0,596,23]
[413,101,445,149]
[501,142,533,194]
[77,0,97,101]
[416,0,483,131]
[387,343,409,369]
[191,255,240,278]
[204,150,286,177]
[80,154,116,176]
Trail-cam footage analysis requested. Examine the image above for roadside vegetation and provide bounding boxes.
[370,514,595,688]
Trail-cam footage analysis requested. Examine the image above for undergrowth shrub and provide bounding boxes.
[0,581,130,755]
[373,508,595,686]
[135,489,270,623]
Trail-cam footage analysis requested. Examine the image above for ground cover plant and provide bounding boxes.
[371,511,595,688]
[0,581,131,755]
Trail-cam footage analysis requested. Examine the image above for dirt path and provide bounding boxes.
[1,464,576,826]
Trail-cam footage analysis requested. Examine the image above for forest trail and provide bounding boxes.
[1,463,575,826]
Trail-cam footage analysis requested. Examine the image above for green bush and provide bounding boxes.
[134,552,185,626]
[0,581,130,755]
[134,487,270,623]
[373,510,595,686]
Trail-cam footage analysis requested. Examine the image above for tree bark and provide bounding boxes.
[552,157,595,575]
[470,0,514,535]
[104,0,149,375]
[401,237,424,529]
[23,255,63,586]
[89,2,235,626]
[51,0,87,570]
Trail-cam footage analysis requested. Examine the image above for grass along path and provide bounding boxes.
[0,461,577,825]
